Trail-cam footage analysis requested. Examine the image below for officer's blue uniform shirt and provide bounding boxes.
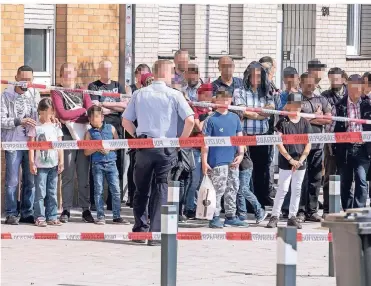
[122,81,194,138]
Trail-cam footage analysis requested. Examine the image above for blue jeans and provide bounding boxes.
[92,161,121,219]
[5,150,35,217]
[339,145,370,210]
[184,148,202,212]
[34,167,58,221]
[237,168,262,216]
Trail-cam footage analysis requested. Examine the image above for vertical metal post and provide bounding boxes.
[328,175,340,277]
[168,181,180,223]
[277,227,297,286]
[161,205,178,286]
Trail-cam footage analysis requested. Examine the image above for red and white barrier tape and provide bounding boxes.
[2,132,371,150]
[3,79,371,125]
[0,80,131,99]
[1,232,332,241]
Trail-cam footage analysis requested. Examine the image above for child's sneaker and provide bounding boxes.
[113,217,130,225]
[224,216,249,228]
[209,216,223,229]
[256,208,268,224]
[95,217,106,225]
[266,216,279,228]
[35,217,47,227]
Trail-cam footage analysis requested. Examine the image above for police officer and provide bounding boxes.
[122,60,195,246]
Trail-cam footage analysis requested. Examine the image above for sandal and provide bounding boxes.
[47,220,62,226]
[35,218,47,227]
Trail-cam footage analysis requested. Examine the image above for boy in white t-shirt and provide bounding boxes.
[28,98,64,227]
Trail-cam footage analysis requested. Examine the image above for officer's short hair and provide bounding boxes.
[152,60,172,76]
[17,65,33,75]
[215,89,232,99]
[87,105,103,117]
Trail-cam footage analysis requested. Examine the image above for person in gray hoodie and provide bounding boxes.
[1,65,40,225]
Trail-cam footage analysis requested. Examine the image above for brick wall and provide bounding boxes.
[1,4,24,213]
[55,4,120,86]
[315,4,371,87]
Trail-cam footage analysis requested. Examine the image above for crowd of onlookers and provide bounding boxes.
[1,49,371,232]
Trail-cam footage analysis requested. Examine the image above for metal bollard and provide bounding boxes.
[161,205,178,286]
[328,175,341,277]
[168,181,180,222]
[277,227,297,286]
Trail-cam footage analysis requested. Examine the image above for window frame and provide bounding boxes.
[346,4,361,56]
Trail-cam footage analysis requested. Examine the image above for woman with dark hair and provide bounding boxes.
[233,61,275,210]
[51,63,94,223]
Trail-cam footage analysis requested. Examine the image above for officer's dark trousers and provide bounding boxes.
[133,148,177,233]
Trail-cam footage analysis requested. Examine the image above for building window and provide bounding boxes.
[346,4,361,56]
[158,5,181,56]
[209,5,243,56]
[24,29,47,72]
[180,4,195,56]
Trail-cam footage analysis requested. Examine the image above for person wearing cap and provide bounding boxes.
[182,83,213,219]
[298,72,332,223]
[320,67,347,217]
[88,60,128,212]
[182,63,204,102]
[327,74,371,210]
[140,72,154,87]
[233,61,275,209]
[122,60,194,246]
[278,67,300,111]
[307,59,326,96]
[267,93,312,229]
[212,56,243,97]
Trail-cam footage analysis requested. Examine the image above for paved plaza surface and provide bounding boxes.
[1,207,337,286]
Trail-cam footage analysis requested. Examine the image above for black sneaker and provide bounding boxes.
[307,213,323,222]
[178,215,187,223]
[59,210,70,223]
[266,216,279,228]
[82,210,94,223]
[5,215,19,225]
[297,212,306,223]
[113,217,130,225]
[287,216,302,229]
[184,210,196,220]
[19,216,35,224]
[147,240,161,246]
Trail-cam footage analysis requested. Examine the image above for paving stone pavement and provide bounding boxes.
[1,207,336,286]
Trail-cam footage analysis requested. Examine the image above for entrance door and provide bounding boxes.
[282,4,316,76]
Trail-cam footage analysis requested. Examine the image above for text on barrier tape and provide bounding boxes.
[2,132,371,150]
[1,232,332,241]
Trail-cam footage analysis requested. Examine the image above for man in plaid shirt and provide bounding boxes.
[327,74,371,210]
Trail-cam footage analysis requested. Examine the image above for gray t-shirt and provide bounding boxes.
[122,81,194,138]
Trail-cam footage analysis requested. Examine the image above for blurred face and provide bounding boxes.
[89,111,103,128]
[250,68,261,86]
[348,80,363,100]
[61,64,77,82]
[39,107,54,121]
[328,73,343,90]
[186,71,199,87]
[284,75,299,91]
[198,91,213,102]
[215,95,232,106]
[219,58,234,80]
[301,76,316,95]
[15,71,33,92]
[98,61,112,80]
[174,52,189,73]
[286,102,301,112]
[308,68,324,82]
[135,67,150,84]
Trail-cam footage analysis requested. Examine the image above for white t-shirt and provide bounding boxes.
[28,123,63,168]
